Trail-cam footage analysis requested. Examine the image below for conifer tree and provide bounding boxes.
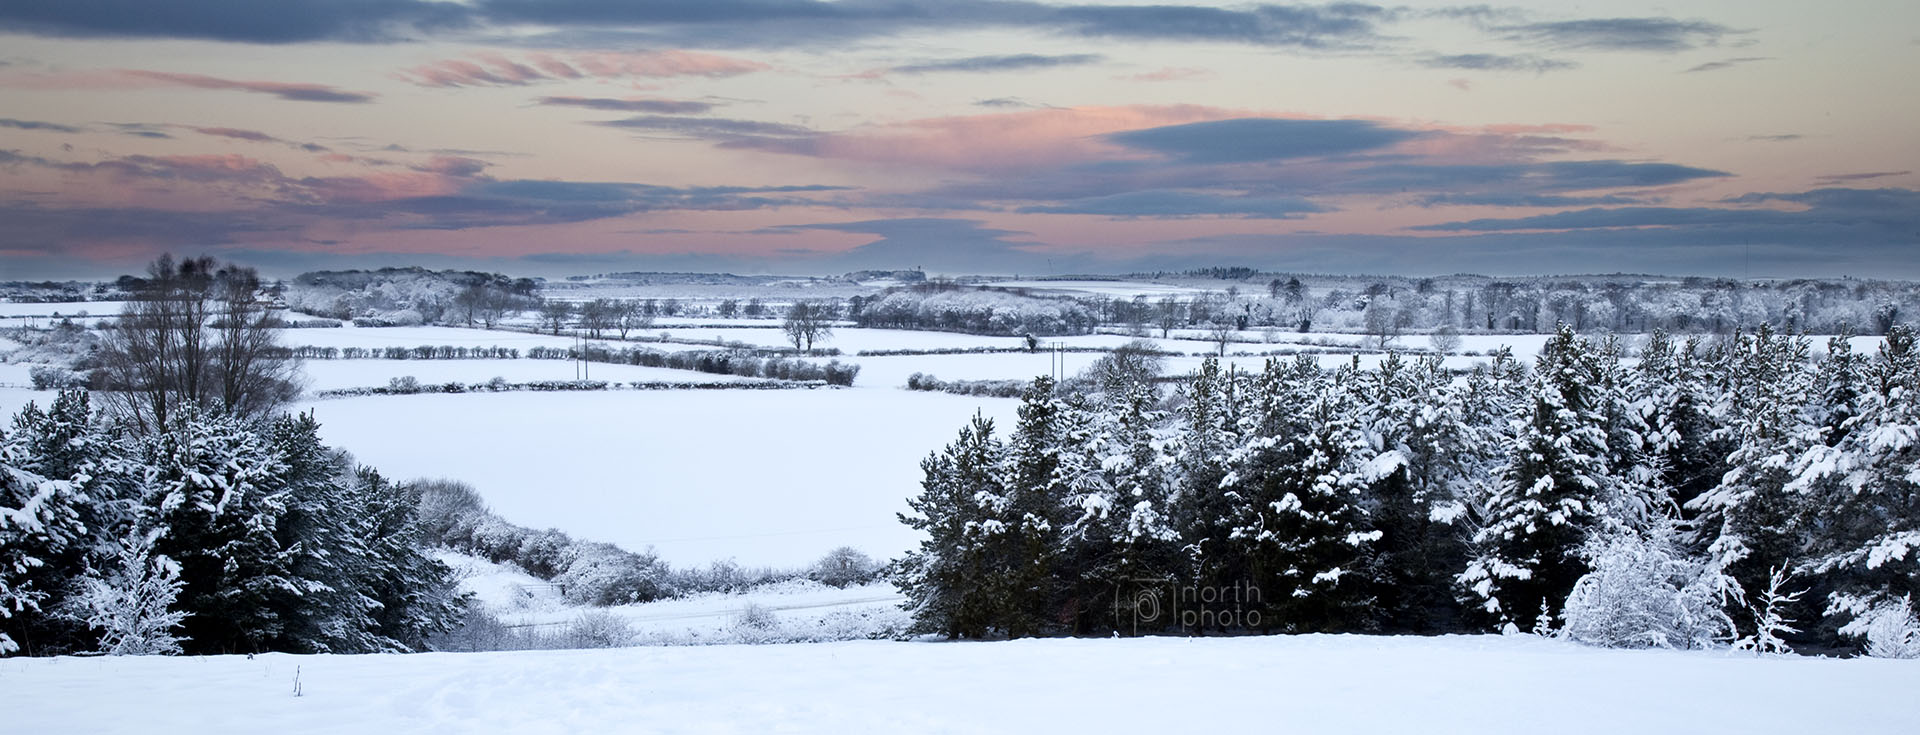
[897,414,1004,638]
[1689,327,1819,629]
[1461,325,1613,631]
[140,407,297,654]
[986,377,1068,637]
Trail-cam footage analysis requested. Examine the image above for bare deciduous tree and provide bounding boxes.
[783,301,833,351]
[453,284,523,329]
[577,299,617,339]
[97,254,301,433]
[538,300,573,335]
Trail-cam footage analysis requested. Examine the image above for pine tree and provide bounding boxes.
[1,393,100,655]
[354,469,467,651]
[1461,325,1613,631]
[982,377,1067,637]
[1222,359,1379,632]
[139,407,297,654]
[896,414,1004,638]
[1689,327,1820,635]
[265,411,383,653]
[1364,353,1473,632]
[1790,325,1920,647]
[1168,358,1243,602]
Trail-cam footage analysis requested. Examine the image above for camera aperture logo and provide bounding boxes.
[1113,578,1261,634]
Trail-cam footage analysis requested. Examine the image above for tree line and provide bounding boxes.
[896,325,1920,655]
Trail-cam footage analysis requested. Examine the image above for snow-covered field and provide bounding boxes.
[441,552,902,639]
[4,635,1913,734]
[279,325,585,351]
[300,389,1021,567]
[301,359,762,392]
[0,300,128,320]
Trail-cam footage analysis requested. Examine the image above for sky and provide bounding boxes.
[0,0,1916,280]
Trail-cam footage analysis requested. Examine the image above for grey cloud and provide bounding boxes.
[1107,118,1421,164]
[0,118,83,133]
[1684,56,1769,73]
[1813,171,1911,184]
[1415,193,1650,208]
[1499,17,1738,52]
[890,54,1103,75]
[1016,190,1326,219]
[1418,53,1576,73]
[0,0,472,44]
[536,96,718,114]
[593,115,814,140]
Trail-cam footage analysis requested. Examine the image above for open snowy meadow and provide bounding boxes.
[4,635,1915,734]
[299,389,1022,566]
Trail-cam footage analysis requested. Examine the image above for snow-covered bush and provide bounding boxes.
[72,532,187,656]
[1842,596,1920,659]
[809,547,882,588]
[565,610,634,649]
[554,542,670,606]
[27,365,87,390]
[1560,528,1735,650]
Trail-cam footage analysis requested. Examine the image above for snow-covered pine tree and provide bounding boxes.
[1688,327,1820,638]
[139,406,298,655]
[264,411,382,653]
[1168,358,1244,603]
[352,468,467,651]
[896,414,1004,638]
[1222,358,1379,632]
[1789,325,1920,650]
[1363,353,1473,632]
[1,392,104,655]
[1594,334,1670,532]
[984,377,1068,637]
[1636,332,1725,517]
[73,529,187,656]
[1461,325,1613,632]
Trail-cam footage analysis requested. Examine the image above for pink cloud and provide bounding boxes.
[396,51,768,88]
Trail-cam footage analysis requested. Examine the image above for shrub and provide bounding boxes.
[1560,528,1735,650]
[28,365,88,390]
[565,610,635,649]
[810,547,881,588]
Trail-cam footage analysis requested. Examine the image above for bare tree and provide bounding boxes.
[1429,325,1462,354]
[454,284,522,329]
[1155,296,1182,339]
[782,301,834,351]
[1364,298,1405,349]
[614,300,652,339]
[1209,324,1236,356]
[577,299,616,339]
[97,254,301,433]
[537,300,573,335]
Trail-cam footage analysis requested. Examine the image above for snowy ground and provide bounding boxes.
[300,389,1021,567]
[440,552,902,639]
[4,635,1914,734]
[300,359,762,392]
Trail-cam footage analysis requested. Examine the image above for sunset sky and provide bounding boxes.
[1,1,1916,279]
